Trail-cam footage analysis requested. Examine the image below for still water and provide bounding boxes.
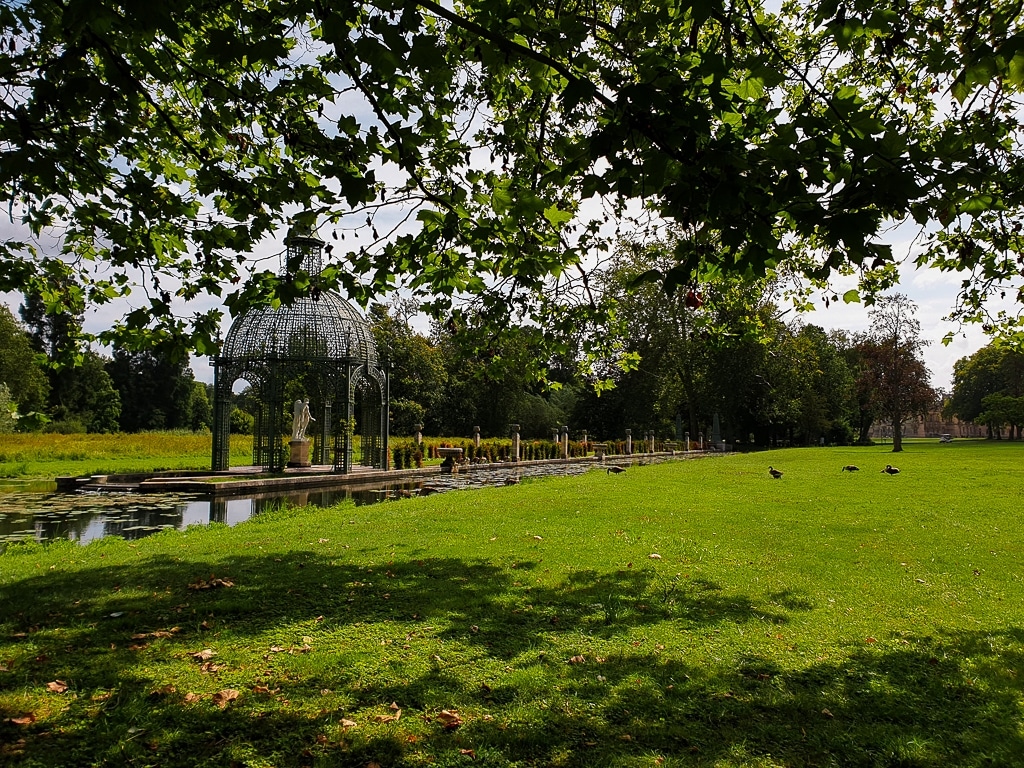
[0,463,601,547]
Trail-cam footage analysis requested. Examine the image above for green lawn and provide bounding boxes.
[0,432,254,481]
[1,440,1022,767]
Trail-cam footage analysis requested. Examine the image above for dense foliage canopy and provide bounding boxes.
[946,343,1024,437]
[2,0,1024,367]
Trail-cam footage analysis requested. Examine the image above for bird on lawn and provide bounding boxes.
[768,466,783,479]
[607,465,626,474]
[842,465,860,472]
[881,464,900,475]
[503,475,520,486]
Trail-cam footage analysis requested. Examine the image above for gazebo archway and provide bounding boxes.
[210,228,389,473]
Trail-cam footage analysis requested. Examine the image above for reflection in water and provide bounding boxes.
[0,485,403,547]
[0,461,611,547]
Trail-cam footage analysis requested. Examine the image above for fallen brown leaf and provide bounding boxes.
[9,714,35,725]
[151,685,176,696]
[460,748,477,758]
[183,692,203,704]
[374,712,401,723]
[569,655,585,664]
[200,662,224,674]
[191,649,216,662]
[339,718,357,728]
[252,685,279,695]
[212,689,240,708]
[437,709,463,729]
[46,680,68,693]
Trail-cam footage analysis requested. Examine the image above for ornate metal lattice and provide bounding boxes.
[211,227,389,473]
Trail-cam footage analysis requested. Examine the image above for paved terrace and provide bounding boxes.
[56,451,711,497]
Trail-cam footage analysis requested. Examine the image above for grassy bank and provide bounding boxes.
[0,433,254,481]
[1,440,1023,766]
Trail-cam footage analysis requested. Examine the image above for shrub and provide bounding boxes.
[230,408,255,435]
[43,418,87,434]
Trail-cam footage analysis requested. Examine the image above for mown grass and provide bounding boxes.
[0,433,254,480]
[1,440,1023,767]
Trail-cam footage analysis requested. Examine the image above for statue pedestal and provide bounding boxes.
[288,439,311,468]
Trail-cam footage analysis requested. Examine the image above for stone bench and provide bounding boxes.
[592,442,609,459]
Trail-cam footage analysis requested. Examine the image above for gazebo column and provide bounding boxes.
[315,401,331,465]
[343,365,354,473]
[265,365,285,473]
[381,365,390,471]
[211,361,232,471]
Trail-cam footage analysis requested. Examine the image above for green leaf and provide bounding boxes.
[842,289,861,304]
[962,194,994,215]
[627,269,663,290]
[543,204,573,228]
[1008,53,1024,90]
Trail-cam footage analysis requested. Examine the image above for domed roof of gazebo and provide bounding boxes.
[219,291,378,365]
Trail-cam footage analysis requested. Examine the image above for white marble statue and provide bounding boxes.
[292,398,314,441]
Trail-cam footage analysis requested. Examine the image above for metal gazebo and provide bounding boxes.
[210,228,389,473]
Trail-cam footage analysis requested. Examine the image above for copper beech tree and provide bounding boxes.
[856,295,935,452]
[2,0,1024,373]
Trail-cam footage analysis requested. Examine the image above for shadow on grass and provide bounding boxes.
[2,550,1023,766]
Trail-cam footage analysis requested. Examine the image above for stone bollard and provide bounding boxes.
[625,429,632,456]
[511,424,521,462]
[415,423,423,446]
[561,425,569,459]
[473,425,481,449]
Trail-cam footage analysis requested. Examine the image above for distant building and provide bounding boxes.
[868,409,985,440]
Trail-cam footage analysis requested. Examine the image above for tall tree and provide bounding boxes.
[0,383,16,433]
[947,345,1024,437]
[859,295,935,452]
[3,0,1024,367]
[19,283,84,360]
[783,324,857,445]
[0,305,49,416]
[46,350,122,433]
[369,302,447,435]
[106,346,195,432]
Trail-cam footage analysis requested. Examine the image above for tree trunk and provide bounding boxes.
[857,417,873,444]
